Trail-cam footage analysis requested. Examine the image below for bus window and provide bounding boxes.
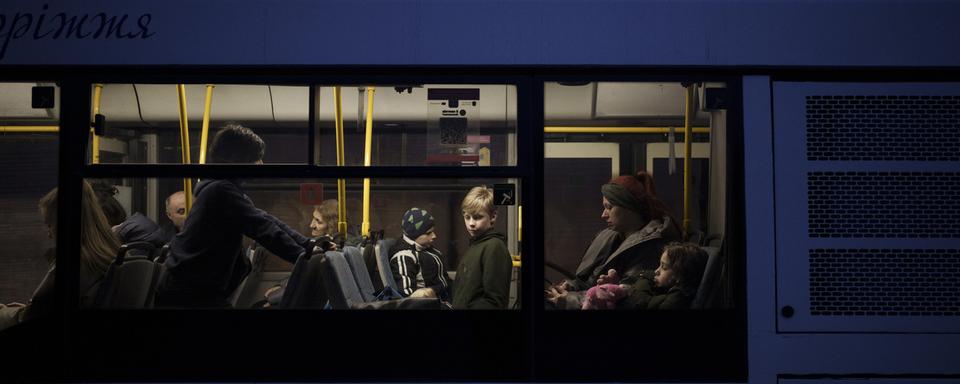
[86,83,517,167]
[83,177,521,310]
[0,82,59,331]
[543,81,730,310]
[313,84,517,167]
[87,84,310,164]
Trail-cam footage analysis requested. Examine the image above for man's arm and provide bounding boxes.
[221,183,308,263]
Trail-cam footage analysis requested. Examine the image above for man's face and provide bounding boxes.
[166,193,187,230]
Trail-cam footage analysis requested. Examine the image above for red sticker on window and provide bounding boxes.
[299,183,324,205]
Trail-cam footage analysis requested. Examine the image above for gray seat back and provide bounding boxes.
[690,246,723,309]
[375,239,399,293]
[94,242,165,308]
[319,251,366,309]
[279,251,329,308]
[343,245,377,302]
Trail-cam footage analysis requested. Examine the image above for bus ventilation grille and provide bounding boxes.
[807,172,960,238]
[809,248,960,316]
[805,95,960,161]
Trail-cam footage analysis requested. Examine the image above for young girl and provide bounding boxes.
[582,242,707,310]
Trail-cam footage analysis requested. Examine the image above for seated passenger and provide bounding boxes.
[100,182,183,248]
[164,191,187,234]
[0,181,119,330]
[133,190,187,246]
[260,199,348,307]
[114,212,168,249]
[452,186,512,309]
[545,171,681,310]
[582,242,708,310]
[156,123,314,308]
[389,208,452,301]
[91,180,128,227]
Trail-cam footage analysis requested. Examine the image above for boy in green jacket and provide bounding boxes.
[452,186,513,309]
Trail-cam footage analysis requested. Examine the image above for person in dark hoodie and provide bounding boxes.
[155,123,314,308]
[452,186,513,309]
[545,171,681,310]
[92,181,171,249]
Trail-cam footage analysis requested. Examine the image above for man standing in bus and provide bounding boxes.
[155,123,314,308]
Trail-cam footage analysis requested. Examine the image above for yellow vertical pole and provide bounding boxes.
[682,84,694,238]
[516,204,522,267]
[199,84,215,164]
[334,86,348,236]
[91,84,104,164]
[177,84,193,212]
[361,87,376,237]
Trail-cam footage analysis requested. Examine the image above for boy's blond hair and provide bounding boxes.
[461,186,496,216]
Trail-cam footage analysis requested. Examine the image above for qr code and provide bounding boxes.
[440,117,467,145]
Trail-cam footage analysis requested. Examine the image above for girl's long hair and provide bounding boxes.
[39,181,121,275]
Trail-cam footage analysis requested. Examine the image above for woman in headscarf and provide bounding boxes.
[545,171,681,310]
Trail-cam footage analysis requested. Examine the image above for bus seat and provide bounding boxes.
[690,245,723,309]
[351,297,443,310]
[318,251,367,309]
[320,250,443,310]
[278,250,329,308]
[343,246,377,302]
[361,243,384,293]
[93,242,165,308]
[155,243,170,264]
[687,229,705,245]
[375,238,400,293]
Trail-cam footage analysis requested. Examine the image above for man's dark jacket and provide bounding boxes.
[163,179,311,296]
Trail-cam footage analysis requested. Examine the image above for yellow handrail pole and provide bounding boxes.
[199,84,215,164]
[176,84,193,212]
[517,205,522,243]
[682,85,694,238]
[515,204,522,268]
[361,86,376,237]
[1,126,59,133]
[91,84,104,164]
[544,126,709,134]
[333,86,348,236]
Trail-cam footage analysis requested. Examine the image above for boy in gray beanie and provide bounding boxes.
[388,207,452,300]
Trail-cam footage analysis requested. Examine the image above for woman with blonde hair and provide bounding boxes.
[0,181,121,330]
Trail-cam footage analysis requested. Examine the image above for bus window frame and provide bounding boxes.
[41,69,746,382]
[535,74,747,382]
